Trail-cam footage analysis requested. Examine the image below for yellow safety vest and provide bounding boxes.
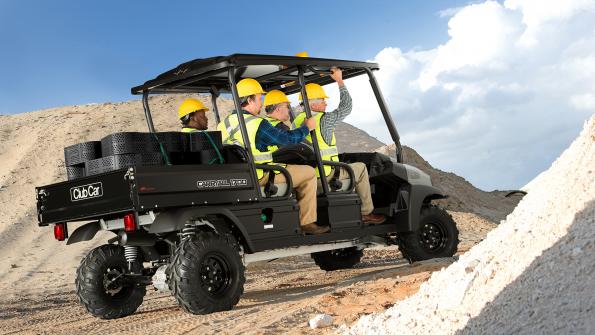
[293,112,339,177]
[181,127,198,133]
[217,112,276,179]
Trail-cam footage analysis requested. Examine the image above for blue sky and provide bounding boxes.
[2,1,593,191]
[0,0,469,114]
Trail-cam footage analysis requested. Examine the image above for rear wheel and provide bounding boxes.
[75,244,146,319]
[311,247,363,271]
[399,205,459,262]
[169,232,245,314]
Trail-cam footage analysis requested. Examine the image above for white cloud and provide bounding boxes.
[335,0,595,190]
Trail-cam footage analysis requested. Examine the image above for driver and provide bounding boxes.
[293,68,386,225]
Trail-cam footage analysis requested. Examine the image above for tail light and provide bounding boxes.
[124,213,137,232]
[54,223,68,241]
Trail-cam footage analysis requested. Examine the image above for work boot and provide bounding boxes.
[362,213,386,225]
[301,223,330,235]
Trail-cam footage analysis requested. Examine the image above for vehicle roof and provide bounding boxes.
[131,54,379,96]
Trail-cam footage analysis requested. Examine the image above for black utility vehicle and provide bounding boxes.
[36,54,458,319]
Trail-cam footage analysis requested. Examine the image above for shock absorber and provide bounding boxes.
[124,245,139,272]
[181,223,197,239]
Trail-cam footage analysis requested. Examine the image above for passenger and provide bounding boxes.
[293,68,386,224]
[263,90,293,130]
[178,98,209,132]
[218,79,328,235]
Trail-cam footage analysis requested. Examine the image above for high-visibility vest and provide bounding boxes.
[217,112,275,179]
[181,127,198,133]
[293,112,339,177]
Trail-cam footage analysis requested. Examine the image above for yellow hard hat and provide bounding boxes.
[178,98,209,119]
[295,51,309,57]
[264,90,290,107]
[298,83,329,101]
[236,78,266,98]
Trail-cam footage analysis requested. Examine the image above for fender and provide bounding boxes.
[406,184,447,232]
[148,206,255,253]
[66,221,102,245]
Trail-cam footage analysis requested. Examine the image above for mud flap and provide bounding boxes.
[66,221,101,245]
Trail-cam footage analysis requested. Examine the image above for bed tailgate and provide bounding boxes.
[36,169,136,226]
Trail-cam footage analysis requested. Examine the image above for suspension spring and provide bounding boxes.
[181,223,197,239]
[124,245,139,263]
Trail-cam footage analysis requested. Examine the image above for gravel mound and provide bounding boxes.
[344,116,595,334]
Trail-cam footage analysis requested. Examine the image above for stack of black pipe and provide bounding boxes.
[64,131,222,180]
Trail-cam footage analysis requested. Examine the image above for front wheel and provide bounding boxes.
[169,232,245,315]
[399,205,459,262]
[75,244,146,319]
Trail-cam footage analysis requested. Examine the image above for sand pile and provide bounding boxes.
[345,116,595,334]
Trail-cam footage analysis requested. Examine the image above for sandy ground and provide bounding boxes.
[0,254,450,335]
[0,212,494,335]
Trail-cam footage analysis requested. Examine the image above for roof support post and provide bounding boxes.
[142,91,156,133]
[210,86,221,125]
[298,66,330,195]
[228,66,261,197]
[365,68,403,163]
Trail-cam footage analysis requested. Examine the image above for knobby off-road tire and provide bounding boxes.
[311,247,364,271]
[169,232,245,315]
[75,244,146,319]
[399,205,459,262]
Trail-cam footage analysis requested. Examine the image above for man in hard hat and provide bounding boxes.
[178,98,209,132]
[263,89,293,130]
[218,79,327,234]
[293,68,386,225]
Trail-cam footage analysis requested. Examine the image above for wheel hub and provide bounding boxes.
[104,267,125,296]
[419,222,447,252]
[200,254,231,296]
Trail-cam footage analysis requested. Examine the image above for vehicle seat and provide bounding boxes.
[316,178,352,195]
[259,183,289,198]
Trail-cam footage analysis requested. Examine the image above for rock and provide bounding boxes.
[309,314,333,329]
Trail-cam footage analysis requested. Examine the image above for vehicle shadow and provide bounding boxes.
[239,257,454,309]
[455,200,595,335]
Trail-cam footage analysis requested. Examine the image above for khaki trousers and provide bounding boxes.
[259,164,317,226]
[321,162,374,215]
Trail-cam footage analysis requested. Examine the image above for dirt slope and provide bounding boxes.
[376,144,522,222]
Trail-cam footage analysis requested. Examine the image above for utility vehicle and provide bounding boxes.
[36,54,458,319]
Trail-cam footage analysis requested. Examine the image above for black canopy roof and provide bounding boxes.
[131,54,379,96]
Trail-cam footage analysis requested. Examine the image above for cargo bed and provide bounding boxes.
[36,163,258,226]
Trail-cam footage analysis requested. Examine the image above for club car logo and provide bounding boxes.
[196,178,248,189]
[70,182,103,202]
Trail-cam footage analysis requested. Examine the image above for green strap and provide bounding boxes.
[151,133,171,165]
[202,131,225,165]
[180,128,225,165]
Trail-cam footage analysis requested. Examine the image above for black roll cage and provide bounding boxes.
[131,54,403,197]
